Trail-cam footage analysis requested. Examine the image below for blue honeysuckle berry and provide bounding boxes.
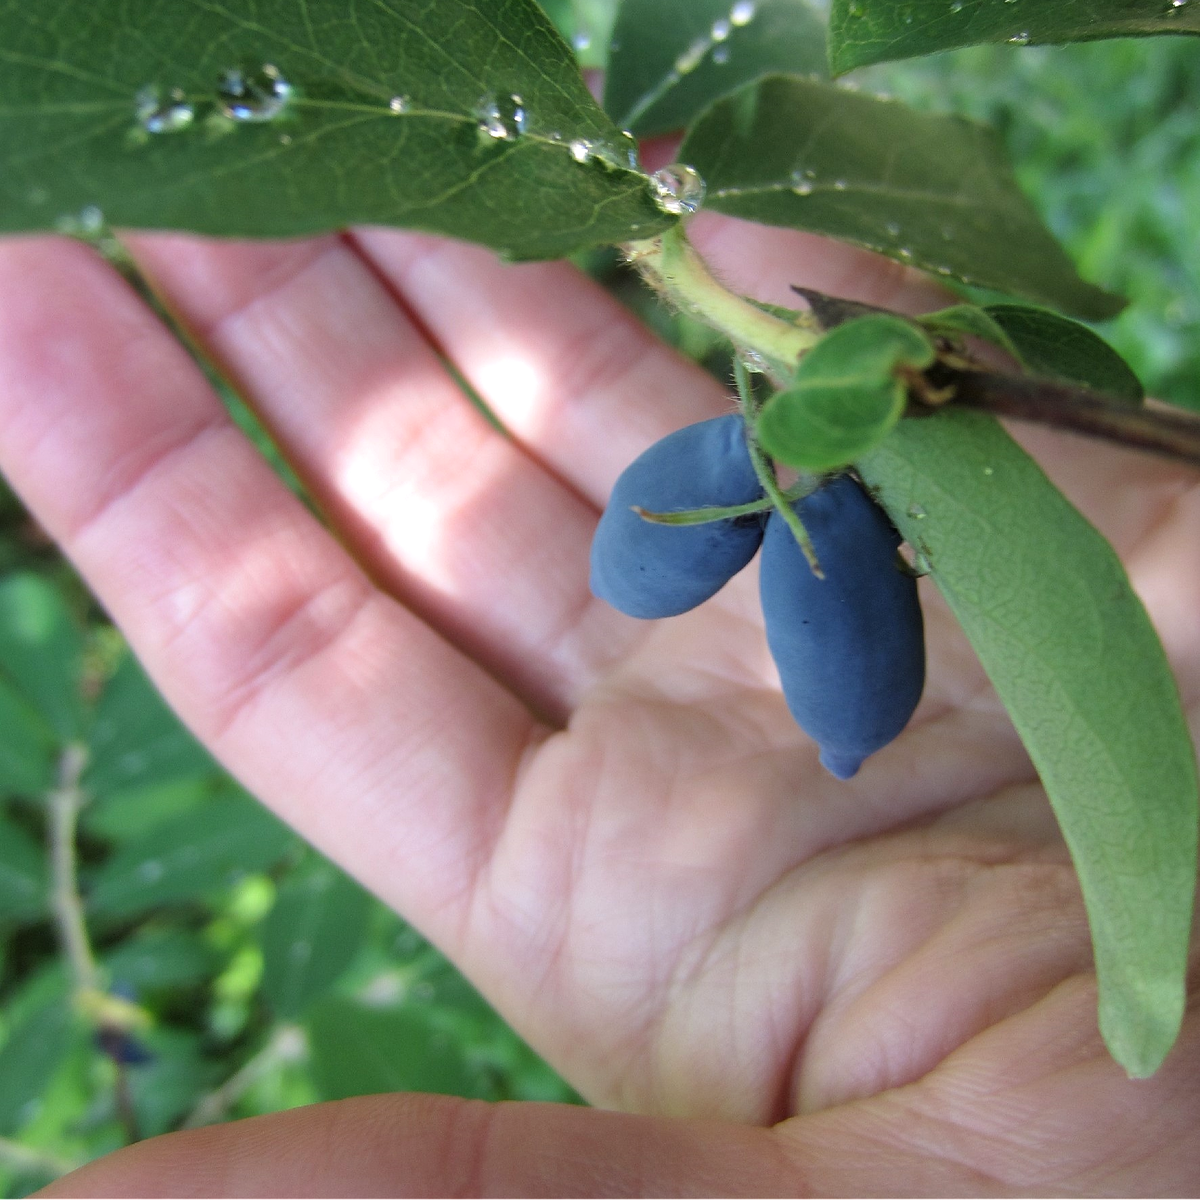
[590,415,766,619]
[760,474,926,779]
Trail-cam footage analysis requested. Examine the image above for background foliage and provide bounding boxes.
[1,13,1199,1196]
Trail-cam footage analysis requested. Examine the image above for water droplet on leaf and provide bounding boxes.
[135,85,196,135]
[218,65,294,122]
[569,138,593,162]
[1008,29,1031,42]
[907,503,927,520]
[388,95,410,114]
[476,93,527,141]
[711,17,732,40]
[713,44,731,63]
[650,163,706,215]
[573,30,593,50]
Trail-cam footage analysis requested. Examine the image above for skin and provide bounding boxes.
[0,206,1197,1195]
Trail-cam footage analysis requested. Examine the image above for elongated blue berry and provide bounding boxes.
[590,415,766,618]
[760,475,925,779]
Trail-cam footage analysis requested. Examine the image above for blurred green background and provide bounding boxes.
[1,15,1199,1196]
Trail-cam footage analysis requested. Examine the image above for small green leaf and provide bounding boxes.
[260,857,374,1019]
[0,0,669,258]
[86,789,297,919]
[307,998,484,1100]
[126,1027,221,1138]
[0,995,80,1135]
[83,778,213,844]
[983,304,1145,403]
[605,0,826,137]
[919,303,1020,357]
[0,677,56,797]
[680,75,1124,320]
[758,314,935,470]
[0,813,47,923]
[857,409,1199,1078]
[828,0,1200,76]
[102,927,219,991]
[85,650,216,799]
[0,573,85,739]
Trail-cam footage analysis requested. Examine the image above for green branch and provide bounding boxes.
[627,225,819,368]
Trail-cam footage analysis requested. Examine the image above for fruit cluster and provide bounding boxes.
[590,415,926,779]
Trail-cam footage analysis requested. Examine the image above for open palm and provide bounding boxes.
[2,212,1198,1196]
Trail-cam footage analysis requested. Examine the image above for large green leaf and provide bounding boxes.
[0,573,84,739]
[604,0,826,137]
[85,649,216,800]
[259,857,374,1019]
[0,813,47,923]
[829,0,1200,75]
[680,75,1124,320]
[857,409,1198,1077]
[0,0,669,257]
[307,998,484,1100]
[85,789,297,919]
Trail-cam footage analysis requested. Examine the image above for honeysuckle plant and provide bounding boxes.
[2,0,1198,1083]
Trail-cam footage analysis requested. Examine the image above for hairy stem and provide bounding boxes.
[627,225,819,367]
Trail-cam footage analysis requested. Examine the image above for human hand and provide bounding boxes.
[2,211,1197,1196]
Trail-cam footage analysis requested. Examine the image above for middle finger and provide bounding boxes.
[126,232,644,718]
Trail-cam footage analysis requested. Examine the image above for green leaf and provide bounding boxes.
[857,408,1199,1078]
[307,998,484,1100]
[86,789,297,919]
[828,0,1200,76]
[605,0,826,137]
[0,573,85,739]
[260,857,374,1019]
[83,778,213,844]
[922,303,1144,402]
[0,676,56,797]
[102,927,219,991]
[541,0,619,68]
[983,304,1145,403]
[85,650,216,799]
[0,0,670,258]
[918,303,1020,357]
[758,314,935,469]
[0,995,80,1135]
[680,75,1124,320]
[126,1027,221,1138]
[0,813,47,923]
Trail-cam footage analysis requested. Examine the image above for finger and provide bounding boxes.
[350,227,737,506]
[123,232,638,718]
[0,236,535,942]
